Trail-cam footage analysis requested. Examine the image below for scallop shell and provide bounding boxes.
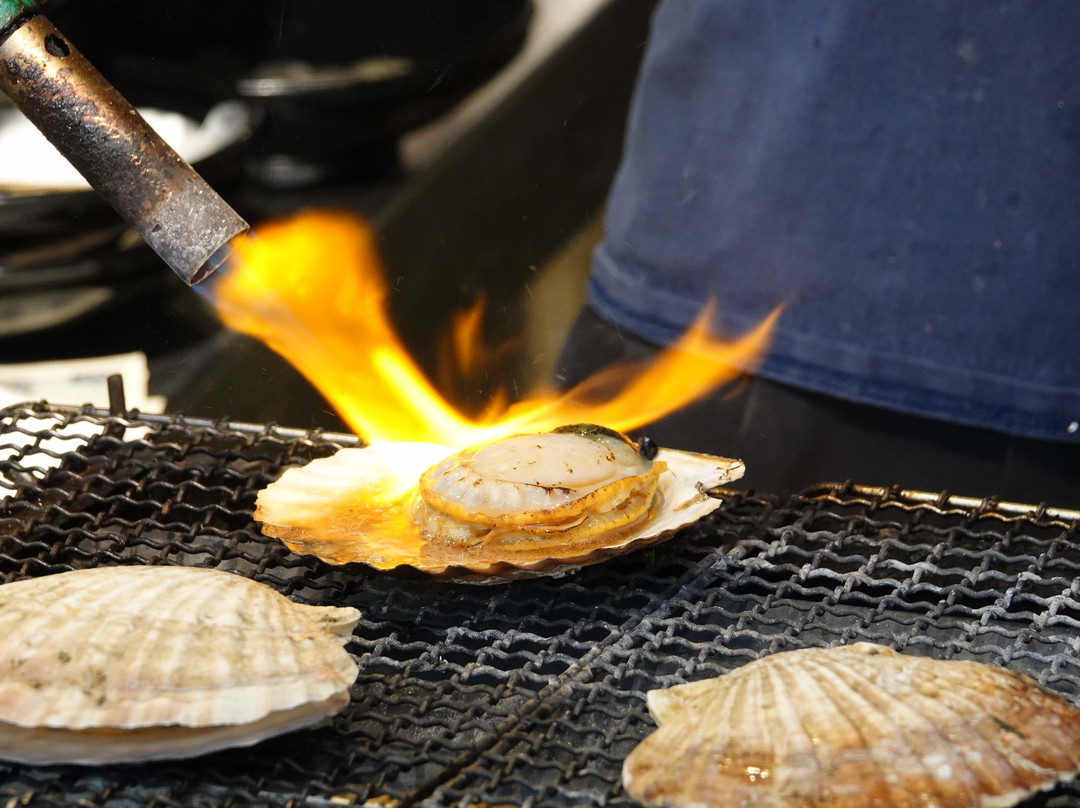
[255,430,744,583]
[623,643,1080,808]
[0,566,360,765]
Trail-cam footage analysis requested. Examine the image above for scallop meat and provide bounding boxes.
[256,424,744,581]
[623,643,1080,808]
[0,565,360,765]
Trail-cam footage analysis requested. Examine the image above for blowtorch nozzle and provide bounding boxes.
[193,241,239,286]
[0,14,248,285]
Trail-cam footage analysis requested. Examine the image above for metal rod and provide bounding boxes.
[104,374,127,439]
[106,374,126,416]
[5,401,364,446]
[0,15,248,285]
[804,482,1080,523]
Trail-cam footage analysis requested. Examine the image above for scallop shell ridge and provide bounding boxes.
[0,566,360,764]
[624,643,1080,808]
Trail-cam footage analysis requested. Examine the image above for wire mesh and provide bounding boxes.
[1,403,1079,807]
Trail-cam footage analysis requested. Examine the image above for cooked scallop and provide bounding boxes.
[0,566,360,765]
[416,425,663,546]
[623,643,1080,808]
[256,424,744,581]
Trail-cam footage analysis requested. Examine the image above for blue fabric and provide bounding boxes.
[588,0,1080,441]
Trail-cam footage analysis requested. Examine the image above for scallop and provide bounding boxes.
[623,643,1080,808]
[0,566,360,765]
[416,425,663,546]
[256,425,744,582]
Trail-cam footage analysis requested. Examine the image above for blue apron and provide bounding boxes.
[588,0,1080,441]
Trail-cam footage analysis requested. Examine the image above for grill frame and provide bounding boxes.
[1,401,1079,808]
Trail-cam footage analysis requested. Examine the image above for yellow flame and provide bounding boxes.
[210,210,781,448]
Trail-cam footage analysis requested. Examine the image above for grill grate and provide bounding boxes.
[1,402,1079,808]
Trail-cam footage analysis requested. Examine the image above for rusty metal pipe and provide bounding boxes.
[0,15,247,284]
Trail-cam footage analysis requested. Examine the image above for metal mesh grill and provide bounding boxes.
[2,403,1080,808]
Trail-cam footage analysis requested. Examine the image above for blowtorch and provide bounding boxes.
[0,0,247,284]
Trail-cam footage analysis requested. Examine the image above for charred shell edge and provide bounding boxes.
[551,423,660,462]
[552,423,636,448]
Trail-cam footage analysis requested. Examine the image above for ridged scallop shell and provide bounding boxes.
[256,429,744,583]
[623,643,1080,808]
[0,566,360,765]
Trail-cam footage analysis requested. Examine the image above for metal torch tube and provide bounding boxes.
[0,15,248,284]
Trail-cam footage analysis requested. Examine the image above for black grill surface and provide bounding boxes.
[2,403,1080,808]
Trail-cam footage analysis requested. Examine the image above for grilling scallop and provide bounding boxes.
[256,424,744,581]
[623,643,1080,808]
[416,425,663,546]
[0,566,360,765]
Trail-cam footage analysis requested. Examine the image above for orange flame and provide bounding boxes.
[446,293,490,377]
[209,210,781,448]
